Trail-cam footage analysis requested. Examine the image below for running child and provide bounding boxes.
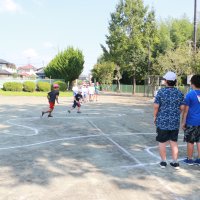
[42,84,59,117]
[68,90,83,113]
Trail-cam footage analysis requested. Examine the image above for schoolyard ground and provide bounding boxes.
[0,95,199,200]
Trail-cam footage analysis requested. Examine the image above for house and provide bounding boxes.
[35,67,46,79]
[17,64,37,78]
[0,59,17,78]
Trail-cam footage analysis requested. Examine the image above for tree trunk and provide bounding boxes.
[117,79,121,92]
[132,75,136,95]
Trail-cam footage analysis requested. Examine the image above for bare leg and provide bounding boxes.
[159,142,167,161]
[197,142,200,158]
[169,141,179,161]
[187,143,194,159]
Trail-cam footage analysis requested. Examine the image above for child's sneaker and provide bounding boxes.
[48,114,53,117]
[159,161,167,169]
[170,162,180,170]
[183,158,194,166]
[68,110,71,113]
[77,111,81,113]
[194,158,200,166]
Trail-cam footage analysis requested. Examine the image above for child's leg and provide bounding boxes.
[197,142,200,158]
[169,141,179,162]
[187,142,194,159]
[159,142,167,161]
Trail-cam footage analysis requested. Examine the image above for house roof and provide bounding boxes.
[0,59,16,69]
[0,59,9,64]
[18,64,37,71]
[0,69,12,75]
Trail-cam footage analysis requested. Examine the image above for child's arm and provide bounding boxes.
[56,95,59,104]
[181,105,189,130]
[153,103,159,125]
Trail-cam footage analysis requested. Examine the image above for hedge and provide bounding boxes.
[53,81,67,92]
[3,82,23,91]
[23,81,36,92]
[37,82,50,92]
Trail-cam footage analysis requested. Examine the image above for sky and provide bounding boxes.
[0,0,199,75]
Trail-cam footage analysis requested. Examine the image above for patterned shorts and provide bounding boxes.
[184,126,200,144]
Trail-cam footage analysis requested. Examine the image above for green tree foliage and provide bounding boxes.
[191,50,200,74]
[100,0,158,93]
[170,16,193,48]
[91,61,115,85]
[45,47,84,84]
[154,45,192,84]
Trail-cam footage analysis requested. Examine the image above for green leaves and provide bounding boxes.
[92,61,115,85]
[44,47,84,83]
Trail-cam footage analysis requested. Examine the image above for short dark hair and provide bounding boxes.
[166,80,177,86]
[191,75,200,88]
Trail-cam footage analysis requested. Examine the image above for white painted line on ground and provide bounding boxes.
[87,119,185,200]
[0,134,100,150]
[6,119,39,136]
[145,145,187,162]
[88,119,141,164]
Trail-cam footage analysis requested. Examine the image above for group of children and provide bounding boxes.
[72,82,100,103]
[41,82,100,117]
[154,72,200,169]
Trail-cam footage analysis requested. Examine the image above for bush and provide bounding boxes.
[3,82,23,91]
[37,82,50,92]
[23,81,36,92]
[53,81,67,91]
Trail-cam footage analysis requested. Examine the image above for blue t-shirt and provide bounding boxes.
[154,87,184,130]
[184,90,200,126]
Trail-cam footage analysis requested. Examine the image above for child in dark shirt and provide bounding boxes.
[68,90,83,113]
[41,84,59,117]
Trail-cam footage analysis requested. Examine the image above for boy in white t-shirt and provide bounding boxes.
[82,84,89,102]
[72,84,78,100]
[88,83,95,102]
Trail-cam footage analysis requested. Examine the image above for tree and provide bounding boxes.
[101,0,158,94]
[44,47,84,85]
[170,16,193,48]
[91,61,115,85]
[154,45,193,85]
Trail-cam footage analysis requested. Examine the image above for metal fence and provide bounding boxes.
[101,84,190,96]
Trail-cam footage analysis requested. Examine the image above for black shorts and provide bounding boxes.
[156,128,179,143]
[72,100,81,108]
[184,126,200,144]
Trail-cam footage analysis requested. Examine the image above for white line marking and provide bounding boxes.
[6,119,39,136]
[87,120,185,200]
[145,145,187,161]
[0,134,100,150]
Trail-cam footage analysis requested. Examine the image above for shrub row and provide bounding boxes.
[3,81,67,92]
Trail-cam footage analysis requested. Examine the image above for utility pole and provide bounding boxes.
[193,0,197,52]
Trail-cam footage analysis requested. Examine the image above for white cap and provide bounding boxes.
[163,71,177,81]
